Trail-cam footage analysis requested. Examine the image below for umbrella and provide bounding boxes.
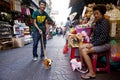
[69,0,80,8]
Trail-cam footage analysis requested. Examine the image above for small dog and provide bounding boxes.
[43,58,52,69]
[70,59,88,73]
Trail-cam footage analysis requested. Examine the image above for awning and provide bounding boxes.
[30,0,39,9]
[69,12,77,21]
[69,0,85,20]
[69,0,80,8]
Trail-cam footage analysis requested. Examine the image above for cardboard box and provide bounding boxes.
[12,37,24,48]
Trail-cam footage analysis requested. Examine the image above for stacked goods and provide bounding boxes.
[0,21,13,50]
[105,4,120,41]
[110,20,120,38]
[106,5,120,20]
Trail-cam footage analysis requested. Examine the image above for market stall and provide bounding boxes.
[67,3,120,70]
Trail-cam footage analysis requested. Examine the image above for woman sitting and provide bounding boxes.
[79,4,111,79]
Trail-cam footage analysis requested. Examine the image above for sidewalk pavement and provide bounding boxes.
[0,35,120,80]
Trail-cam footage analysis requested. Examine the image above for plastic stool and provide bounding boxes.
[70,47,80,60]
[92,50,110,73]
[63,42,69,54]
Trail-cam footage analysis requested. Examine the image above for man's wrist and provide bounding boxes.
[39,29,42,31]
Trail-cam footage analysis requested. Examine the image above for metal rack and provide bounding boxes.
[0,21,13,50]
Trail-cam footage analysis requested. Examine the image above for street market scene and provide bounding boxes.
[0,0,120,80]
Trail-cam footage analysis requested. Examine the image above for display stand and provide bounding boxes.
[23,23,33,45]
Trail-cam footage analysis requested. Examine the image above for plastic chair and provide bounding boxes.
[92,50,110,73]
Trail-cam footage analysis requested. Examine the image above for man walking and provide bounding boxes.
[32,1,53,61]
[63,17,71,37]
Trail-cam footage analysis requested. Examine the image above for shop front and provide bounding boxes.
[0,0,14,50]
[0,0,34,50]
